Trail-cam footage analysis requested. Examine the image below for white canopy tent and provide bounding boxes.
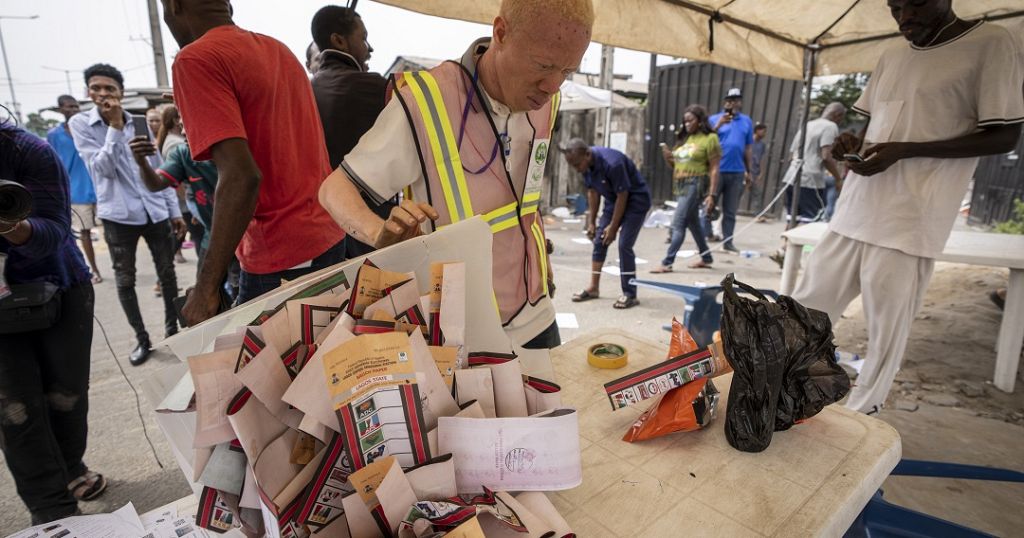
[368,0,1024,224]
[557,79,613,111]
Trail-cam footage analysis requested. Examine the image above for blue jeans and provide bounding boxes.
[824,175,838,221]
[704,172,744,247]
[593,194,651,297]
[663,181,713,266]
[237,239,347,305]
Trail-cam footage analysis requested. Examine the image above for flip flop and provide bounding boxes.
[613,296,639,309]
[572,289,599,302]
[688,261,712,269]
[650,266,673,274]
[68,470,107,501]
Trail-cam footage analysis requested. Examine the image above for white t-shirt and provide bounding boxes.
[830,22,1024,259]
[786,117,838,189]
[342,38,555,346]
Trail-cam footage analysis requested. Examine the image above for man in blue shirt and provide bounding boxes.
[69,63,185,366]
[47,95,103,284]
[563,139,651,309]
[708,88,754,251]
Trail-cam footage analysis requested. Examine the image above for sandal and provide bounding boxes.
[688,260,712,269]
[571,289,599,302]
[650,266,673,274]
[68,470,107,501]
[613,296,639,309]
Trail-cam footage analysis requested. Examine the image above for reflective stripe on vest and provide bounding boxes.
[521,191,541,215]
[549,91,561,133]
[402,71,473,223]
[483,201,519,233]
[530,220,549,295]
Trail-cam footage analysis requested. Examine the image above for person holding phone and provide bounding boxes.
[792,0,1023,414]
[708,88,754,251]
[68,63,186,366]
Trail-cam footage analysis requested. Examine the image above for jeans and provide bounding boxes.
[593,194,651,297]
[521,320,561,350]
[237,239,347,305]
[824,175,838,222]
[785,184,827,224]
[0,283,94,522]
[103,218,179,340]
[704,172,744,247]
[663,181,713,266]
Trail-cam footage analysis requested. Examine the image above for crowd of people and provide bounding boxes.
[0,0,1021,526]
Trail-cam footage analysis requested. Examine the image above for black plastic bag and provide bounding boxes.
[720,274,850,452]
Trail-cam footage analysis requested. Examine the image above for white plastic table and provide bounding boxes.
[550,329,901,537]
[780,222,1024,393]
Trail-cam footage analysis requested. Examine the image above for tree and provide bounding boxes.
[812,73,869,125]
[24,112,59,138]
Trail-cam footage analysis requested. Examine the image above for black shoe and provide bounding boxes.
[165,326,179,339]
[723,244,740,253]
[129,339,152,366]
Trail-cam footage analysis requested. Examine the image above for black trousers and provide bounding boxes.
[102,218,179,340]
[0,283,94,522]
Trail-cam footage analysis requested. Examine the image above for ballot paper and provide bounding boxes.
[295,432,355,530]
[396,489,527,537]
[324,332,418,408]
[603,345,731,410]
[346,261,411,319]
[466,352,528,418]
[438,408,582,493]
[7,503,145,538]
[342,456,417,537]
[286,292,348,345]
[337,384,431,470]
[189,349,244,448]
[194,487,238,533]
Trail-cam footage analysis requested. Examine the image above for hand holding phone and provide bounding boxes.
[843,153,866,163]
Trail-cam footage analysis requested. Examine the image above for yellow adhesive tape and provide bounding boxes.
[587,343,628,369]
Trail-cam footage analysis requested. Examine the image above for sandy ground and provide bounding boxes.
[0,212,1021,535]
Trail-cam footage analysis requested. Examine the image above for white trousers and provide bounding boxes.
[792,232,934,413]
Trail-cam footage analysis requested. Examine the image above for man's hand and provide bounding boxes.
[743,171,752,189]
[129,135,157,161]
[704,195,716,215]
[831,132,862,161]
[171,217,188,240]
[714,114,732,130]
[849,142,909,176]
[180,286,221,327]
[601,226,618,246]
[99,97,124,129]
[586,222,596,240]
[374,200,439,248]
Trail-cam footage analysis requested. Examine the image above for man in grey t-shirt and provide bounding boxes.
[784,102,844,223]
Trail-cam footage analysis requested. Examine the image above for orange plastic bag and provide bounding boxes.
[622,377,718,442]
[621,319,720,443]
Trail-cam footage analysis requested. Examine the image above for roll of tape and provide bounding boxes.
[587,343,628,369]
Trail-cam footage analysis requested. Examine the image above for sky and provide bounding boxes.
[0,0,676,122]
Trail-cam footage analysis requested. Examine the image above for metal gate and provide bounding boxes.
[968,137,1024,227]
[644,62,802,216]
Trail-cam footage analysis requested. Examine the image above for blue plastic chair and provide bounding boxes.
[845,459,1024,537]
[630,279,779,347]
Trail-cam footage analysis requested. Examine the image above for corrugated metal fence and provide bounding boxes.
[644,62,803,216]
[968,137,1024,226]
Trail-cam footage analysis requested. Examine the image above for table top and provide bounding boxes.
[549,328,901,537]
[782,222,1024,270]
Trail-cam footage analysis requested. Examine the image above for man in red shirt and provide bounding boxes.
[161,0,345,325]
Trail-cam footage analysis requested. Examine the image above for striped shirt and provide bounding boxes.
[0,123,91,290]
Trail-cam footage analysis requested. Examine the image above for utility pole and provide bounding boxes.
[146,0,169,87]
[598,45,615,146]
[0,14,38,123]
[42,66,75,95]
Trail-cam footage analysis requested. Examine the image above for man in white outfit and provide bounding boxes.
[793,0,1023,414]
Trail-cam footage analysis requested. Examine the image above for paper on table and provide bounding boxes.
[427,401,485,457]
[282,322,356,435]
[453,368,496,418]
[234,342,302,429]
[7,503,145,538]
[603,345,730,410]
[197,442,246,495]
[438,408,582,493]
[466,352,528,418]
[188,349,244,448]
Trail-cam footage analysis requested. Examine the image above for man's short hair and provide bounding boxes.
[823,102,847,118]
[754,122,768,131]
[563,138,590,155]
[57,95,77,106]
[311,5,361,51]
[500,0,594,31]
[83,63,124,89]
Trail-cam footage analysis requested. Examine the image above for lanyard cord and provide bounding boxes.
[457,68,504,175]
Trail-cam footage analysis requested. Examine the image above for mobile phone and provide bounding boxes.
[131,114,150,138]
[659,142,668,148]
[843,153,865,163]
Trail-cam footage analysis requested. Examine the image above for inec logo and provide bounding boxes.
[534,142,548,164]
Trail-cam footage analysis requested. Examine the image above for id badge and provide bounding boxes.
[524,138,550,198]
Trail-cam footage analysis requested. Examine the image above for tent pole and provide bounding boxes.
[788,46,817,230]
[600,44,615,146]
